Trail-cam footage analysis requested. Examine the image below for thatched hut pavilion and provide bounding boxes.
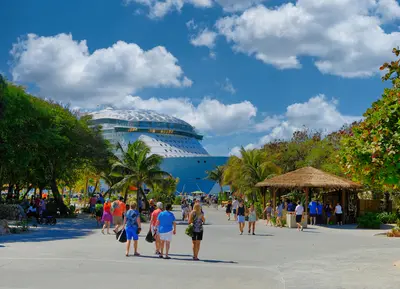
[255,167,362,224]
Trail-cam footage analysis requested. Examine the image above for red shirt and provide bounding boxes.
[151,209,162,226]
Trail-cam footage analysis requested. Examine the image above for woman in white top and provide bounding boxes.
[334,202,343,226]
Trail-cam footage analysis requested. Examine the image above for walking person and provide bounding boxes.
[232,198,239,221]
[335,202,343,226]
[95,200,103,227]
[101,199,113,234]
[157,204,176,259]
[247,204,257,235]
[308,199,318,225]
[275,201,283,228]
[325,203,333,225]
[295,201,304,231]
[150,202,163,255]
[264,203,273,226]
[225,200,232,220]
[112,197,126,233]
[189,203,205,260]
[236,200,246,235]
[317,201,323,225]
[123,202,141,257]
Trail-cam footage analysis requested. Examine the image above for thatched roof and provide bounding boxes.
[255,166,362,189]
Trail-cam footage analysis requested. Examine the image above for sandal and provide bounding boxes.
[134,252,140,256]
[164,256,171,259]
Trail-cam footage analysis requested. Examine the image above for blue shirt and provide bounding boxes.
[317,203,323,215]
[157,211,176,233]
[125,210,139,228]
[308,201,317,215]
[287,203,295,212]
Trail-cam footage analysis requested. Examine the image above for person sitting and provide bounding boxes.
[27,203,38,221]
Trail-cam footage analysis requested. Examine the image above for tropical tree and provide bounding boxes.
[223,148,281,207]
[0,75,111,211]
[340,48,400,192]
[206,166,225,197]
[111,140,170,203]
[148,177,179,204]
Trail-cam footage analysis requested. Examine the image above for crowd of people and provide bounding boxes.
[91,194,206,260]
[224,197,345,234]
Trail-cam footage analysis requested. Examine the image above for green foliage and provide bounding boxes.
[0,76,112,209]
[147,177,178,204]
[111,140,170,203]
[0,204,25,220]
[206,166,225,195]
[397,219,400,228]
[174,196,182,205]
[341,49,400,190]
[223,148,281,199]
[376,212,398,224]
[357,213,381,229]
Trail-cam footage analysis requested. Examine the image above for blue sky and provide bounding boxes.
[1,0,399,155]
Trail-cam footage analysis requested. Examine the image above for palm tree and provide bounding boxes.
[206,166,225,198]
[149,177,179,204]
[111,140,170,203]
[224,147,281,207]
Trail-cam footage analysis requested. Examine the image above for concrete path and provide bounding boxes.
[1,208,399,289]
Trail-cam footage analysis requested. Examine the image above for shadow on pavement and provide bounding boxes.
[136,254,238,264]
[0,217,97,244]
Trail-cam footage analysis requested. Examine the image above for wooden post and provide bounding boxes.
[262,187,266,213]
[305,188,309,214]
[273,188,277,210]
[342,189,346,224]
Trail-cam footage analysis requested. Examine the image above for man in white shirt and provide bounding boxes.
[232,198,239,221]
[295,202,304,231]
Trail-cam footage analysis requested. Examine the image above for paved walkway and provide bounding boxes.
[1,208,399,289]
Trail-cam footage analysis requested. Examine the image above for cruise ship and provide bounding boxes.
[90,108,228,194]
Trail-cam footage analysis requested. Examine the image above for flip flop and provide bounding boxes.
[164,256,171,260]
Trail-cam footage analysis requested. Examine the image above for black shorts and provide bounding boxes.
[226,209,231,214]
[296,215,302,223]
[310,214,316,218]
[336,213,342,222]
[233,209,237,215]
[192,231,203,241]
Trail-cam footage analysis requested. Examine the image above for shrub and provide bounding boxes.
[357,212,381,229]
[140,214,148,223]
[0,204,25,220]
[397,219,400,228]
[377,212,398,224]
[173,196,182,205]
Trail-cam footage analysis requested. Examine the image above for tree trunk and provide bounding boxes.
[93,180,99,194]
[384,192,390,212]
[50,179,68,214]
[21,185,33,200]
[6,183,14,200]
[15,184,21,200]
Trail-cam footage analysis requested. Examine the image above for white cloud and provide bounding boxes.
[229,95,361,155]
[190,28,218,48]
[125,0,265,18]
[10,33,191,108]
[376,0,400,21]
[119,96,257,135]
[220,78,236,94]
[215,0,265,12]
[216,0,400,78]
[254,115,282,132]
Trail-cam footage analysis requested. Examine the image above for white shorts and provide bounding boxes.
[159,231,173,242]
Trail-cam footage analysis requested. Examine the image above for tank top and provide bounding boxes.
[192,212,204,233]
[238,206,245,216]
